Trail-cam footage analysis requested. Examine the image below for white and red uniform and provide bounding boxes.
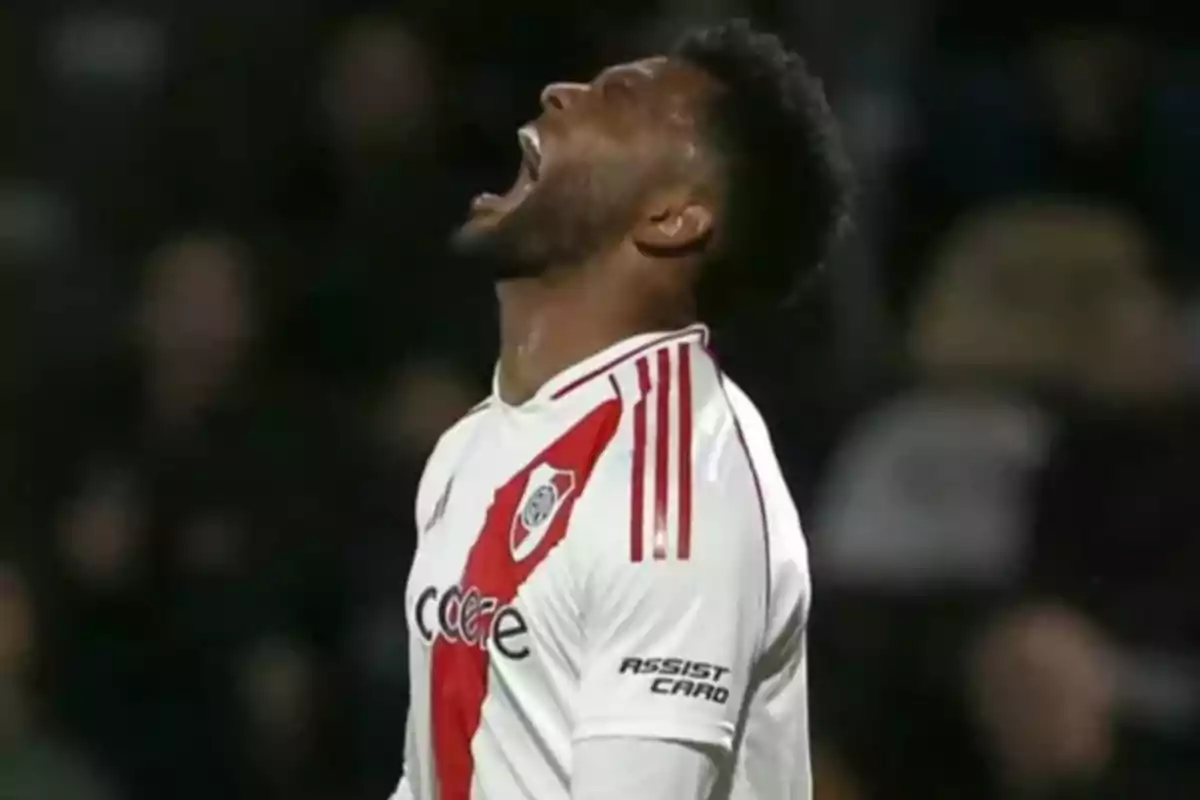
[395,324,812,800]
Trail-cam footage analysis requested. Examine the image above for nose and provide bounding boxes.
[539,81,589,111]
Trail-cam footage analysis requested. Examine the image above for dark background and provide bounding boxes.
[1,1,1199,798]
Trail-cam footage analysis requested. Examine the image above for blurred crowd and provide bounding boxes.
[2,1,1199,799]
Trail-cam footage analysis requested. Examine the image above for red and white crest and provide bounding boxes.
[510,463,576,562]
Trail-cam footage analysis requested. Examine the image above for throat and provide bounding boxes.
[495,277,695,405]
[497,327,612,406]
[495,282,583,405]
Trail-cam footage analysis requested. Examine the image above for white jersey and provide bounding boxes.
[398,324,812,800]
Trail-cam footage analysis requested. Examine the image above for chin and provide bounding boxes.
[449,206,538,280]
[460,200,513,233]
[450,209,508,257]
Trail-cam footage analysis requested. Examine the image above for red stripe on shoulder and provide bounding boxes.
[677,343,693,560]
[552,326,706,400]
[652,347,672,560]
[629,357,652,563]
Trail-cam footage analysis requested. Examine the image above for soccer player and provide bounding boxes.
[393,19,850,800]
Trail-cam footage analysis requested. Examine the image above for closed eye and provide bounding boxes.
[607,75,634,94]
[598,70,639,100]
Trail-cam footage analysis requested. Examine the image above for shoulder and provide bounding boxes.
[721,374,808,573]
[721,378,810,624]
[718,376,803,541]
[572,341,769,562]
[430,396,493,459]
[414,397,492,528]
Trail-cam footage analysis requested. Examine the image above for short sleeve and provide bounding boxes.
[569,453,768,751]
[388,711,416,800]
[389,776,413,800]
[571,737,722,800]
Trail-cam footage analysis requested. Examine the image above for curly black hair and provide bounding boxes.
[672,20,853,320]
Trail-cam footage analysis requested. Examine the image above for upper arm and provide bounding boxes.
[568,402,768,752]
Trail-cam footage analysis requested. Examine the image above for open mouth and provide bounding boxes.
[470,125,542,217]
[518,125,542,181]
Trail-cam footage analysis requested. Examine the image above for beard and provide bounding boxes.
[451,159,644,281]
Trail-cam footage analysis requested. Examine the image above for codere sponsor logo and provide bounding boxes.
[618,656,731,704]
[414,585,530,660]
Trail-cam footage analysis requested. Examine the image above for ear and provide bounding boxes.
[632,200,714,254]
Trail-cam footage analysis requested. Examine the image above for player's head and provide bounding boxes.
[453,19,851,321]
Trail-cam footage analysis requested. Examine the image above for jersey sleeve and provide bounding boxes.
[389,776,413,800]
[388,700,418,799]
[568,441,769,751]
[571,737,722,800]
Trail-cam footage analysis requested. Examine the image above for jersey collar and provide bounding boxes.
[492,323,710,411]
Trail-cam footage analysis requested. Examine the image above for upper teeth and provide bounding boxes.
[518,126,541,165]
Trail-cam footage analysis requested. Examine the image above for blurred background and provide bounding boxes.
[1,0,1199,798]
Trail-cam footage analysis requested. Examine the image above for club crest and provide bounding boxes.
[510,464,576,562]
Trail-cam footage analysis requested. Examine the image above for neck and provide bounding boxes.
[496,274,682,405]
